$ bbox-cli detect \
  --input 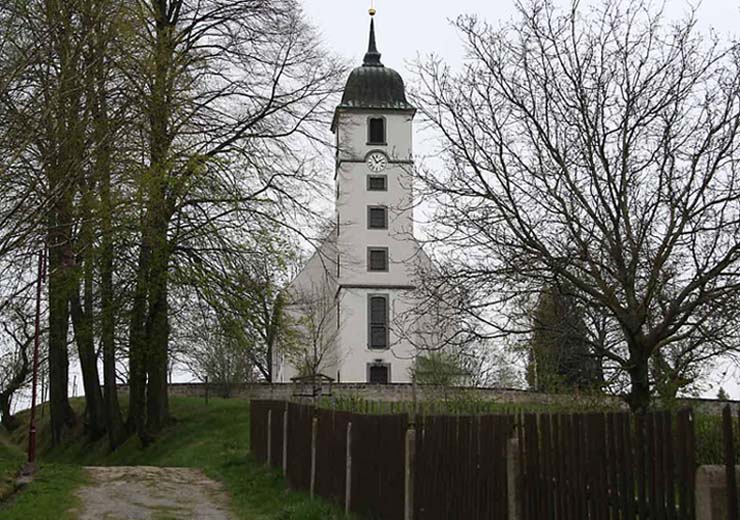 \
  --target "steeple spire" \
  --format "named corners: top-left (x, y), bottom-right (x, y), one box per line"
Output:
top-left (363, 7), bottom-right (383, 67)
